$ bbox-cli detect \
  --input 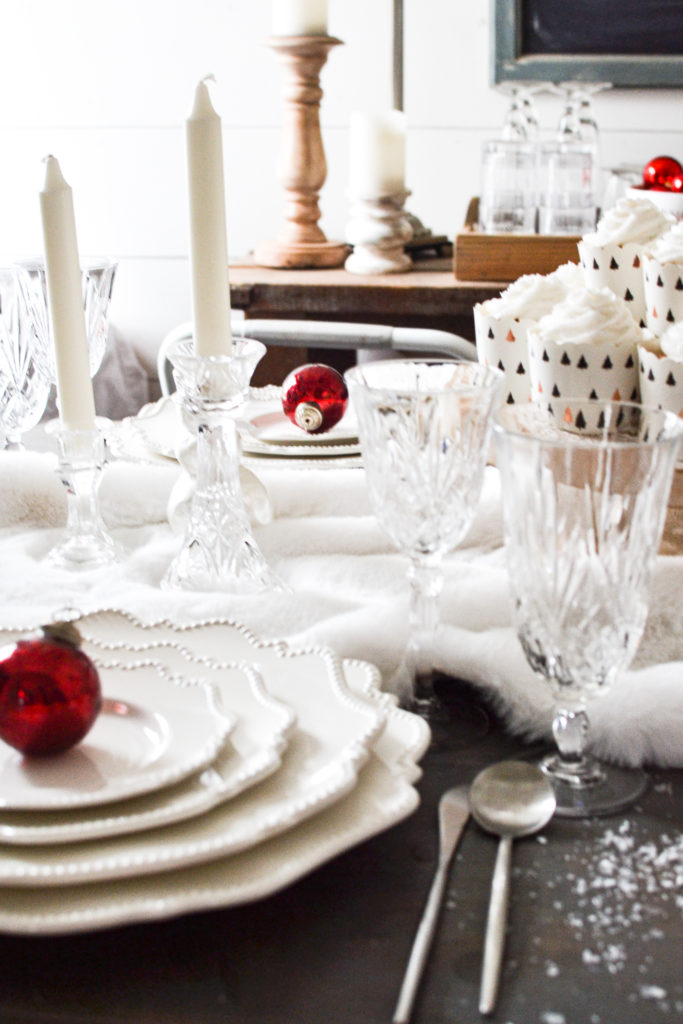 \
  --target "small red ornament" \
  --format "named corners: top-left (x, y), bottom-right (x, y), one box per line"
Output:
top-left (0, 622), bottom-right (102, 757)
top-left (281, 363), bottom-right (349, 434)
top-left (670, 175), bottom-right (683, 194)
top-left (642, 155), bottom-right (683, 190)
